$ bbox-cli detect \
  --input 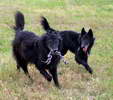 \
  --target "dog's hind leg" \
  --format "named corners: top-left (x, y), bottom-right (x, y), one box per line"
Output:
top-left (13, 49), bottom-right (21, 71)
top-left (16, 57), bottom-right (33, 81)
top-left (20, 62), bottom-right (33, 81)
top-left (49, 67), bottom-right (60, 88)
top-left (17, 65), bottom-right (20, 72)
top-left (15, 58), bottom-right (22, 72)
